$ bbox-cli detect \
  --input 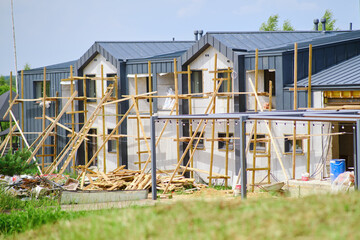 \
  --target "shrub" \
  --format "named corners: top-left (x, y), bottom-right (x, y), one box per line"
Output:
top-left (0, 149), bottom-right (38, 176)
